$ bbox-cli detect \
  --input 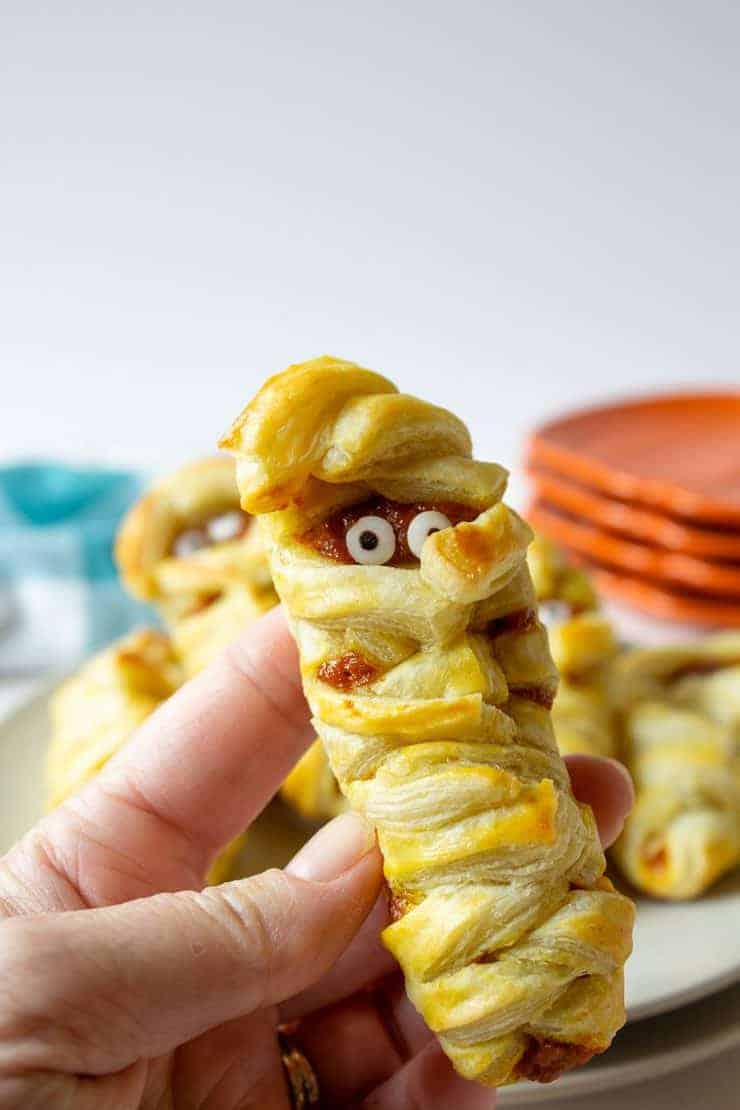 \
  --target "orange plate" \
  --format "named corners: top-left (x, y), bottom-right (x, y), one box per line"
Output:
top-left (528, 501), bottom-right (740, 599)
top-left (589, 565), bottom-right (740, 630)
top-left (528, 465), bottom-right (740, 560)
top-left (527, 391), bottom-right (740, 526)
